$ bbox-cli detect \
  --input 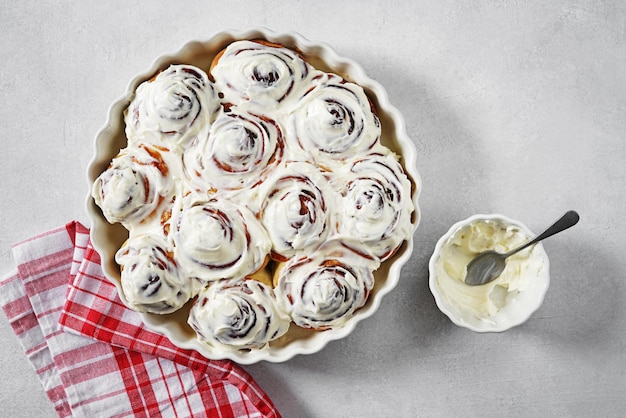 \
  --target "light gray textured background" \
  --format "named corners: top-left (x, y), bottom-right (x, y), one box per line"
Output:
top-left (1, 1), bottom-right (625, 417)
